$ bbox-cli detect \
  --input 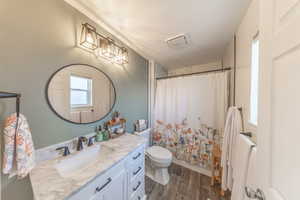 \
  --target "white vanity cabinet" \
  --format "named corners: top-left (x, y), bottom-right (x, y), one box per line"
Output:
top-left (94, 169), bottom-right (127, 200)
top-left (68, 144), bottom-right (145, 200)
top-left (126, 145), bottom-right (145, 200)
